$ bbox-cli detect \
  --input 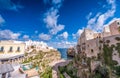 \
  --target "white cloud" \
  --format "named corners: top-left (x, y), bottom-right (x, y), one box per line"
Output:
top-left (57, 31), bottom-right (68, 40)
top-left (0, 15), bottom-right (5, 26)
top-left (39, 33), bottom-right (51, 41)
top-left (87, 13), bottom-right (100, 31)
top-left (62, 32), bottom-right (68, 39)
top-left (48, 41), bottom-right (76, 48)
top-left (72, 28), bottom-right (84, 39)
top-left (23, 35), bottom-right (29, 40)
top-left (44, 8), bottom-right (58, 28)
top-left (50, 24), bottom-right (64, 35)
top-left (86, 0), bottom-right (116, 32)
top-left (86, 12), bottom-right (92, 20)
top-left (107, 0), bottom-right (115, 4)
top-left (43, 0), bottom-right (64, 35)
top-left (0, 29), bottom-right (21, 40)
